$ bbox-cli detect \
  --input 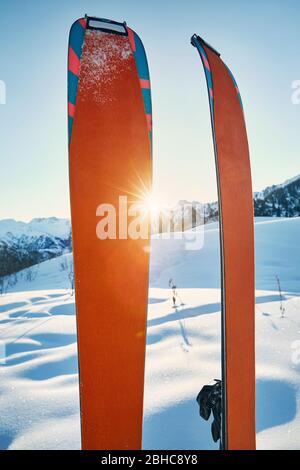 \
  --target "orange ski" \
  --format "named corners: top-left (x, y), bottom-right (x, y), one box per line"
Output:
top-left (192, 35), bottom-right (256, 450)
top-left (68, 17), bottom-right (152, 449)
